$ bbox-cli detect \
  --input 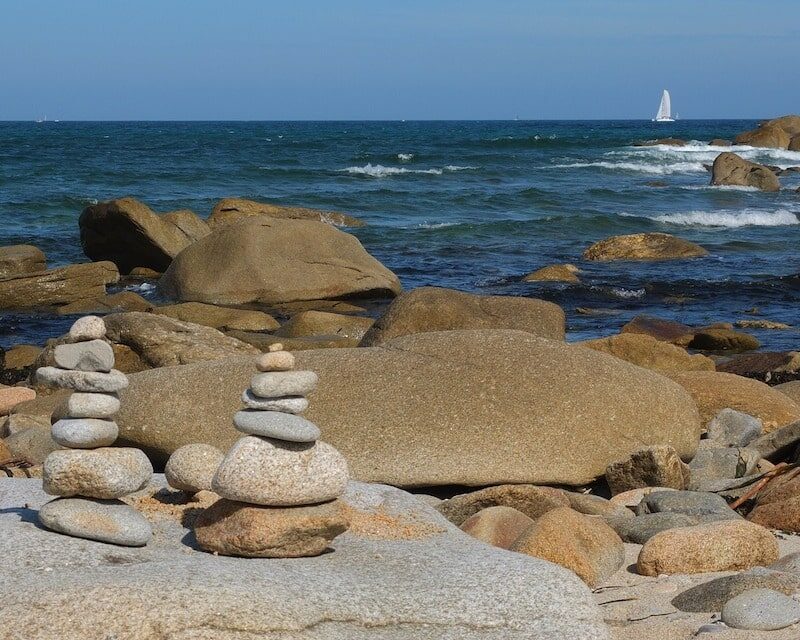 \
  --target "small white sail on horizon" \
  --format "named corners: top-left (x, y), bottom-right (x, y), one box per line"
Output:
top-left (653, 90), bottom-right (675, 122)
